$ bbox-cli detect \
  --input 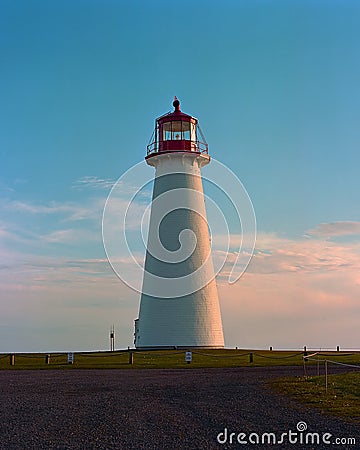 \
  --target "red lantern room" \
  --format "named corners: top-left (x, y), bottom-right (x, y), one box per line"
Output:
top-left (146, 97), bottom-right (208, 159)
